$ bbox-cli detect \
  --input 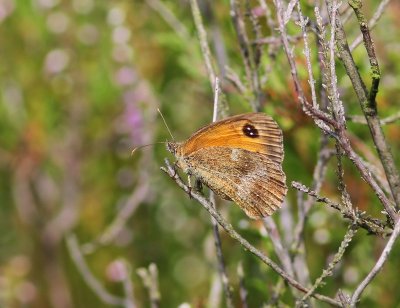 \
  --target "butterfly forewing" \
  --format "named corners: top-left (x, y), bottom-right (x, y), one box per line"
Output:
top-left (181, 113), bottom-right (284, 165)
